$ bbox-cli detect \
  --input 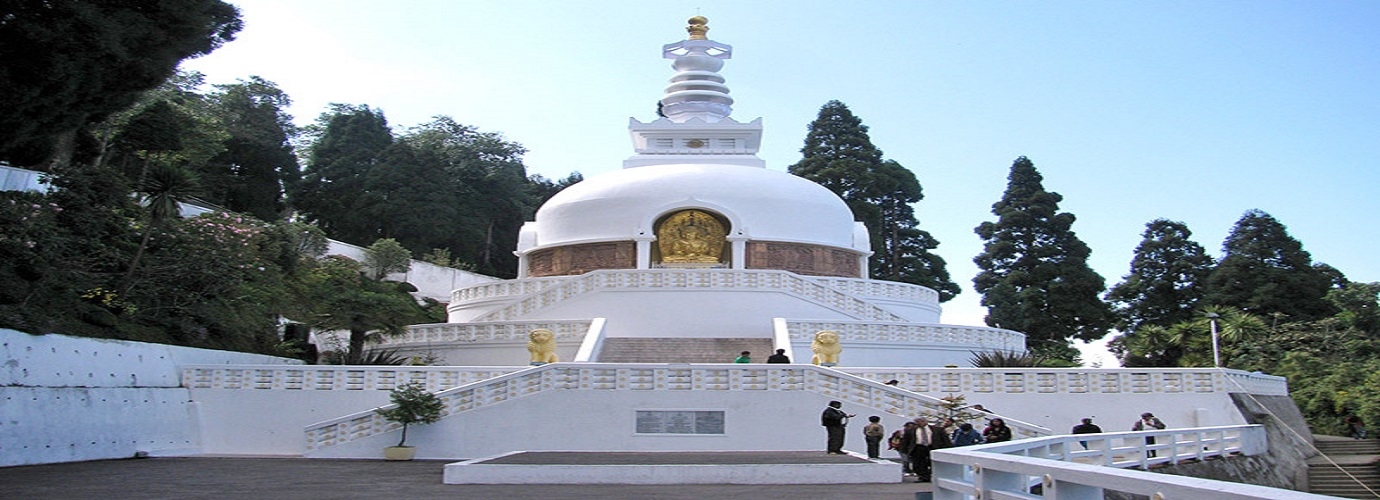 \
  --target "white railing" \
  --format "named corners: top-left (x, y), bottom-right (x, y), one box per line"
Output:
top-left (785, 321), bottom-right (1026, 352)
top-left (180, 365), bottom-right (524, 393)
top-left (842, 367), bottom-right (1288, 396)
top-left (450, 276), bottom-right (565, 303)
top-left (386, 320), bottom-right (593, 346)
top-left (930, 425), bottom-right (1332, 499)
top-left (806, 276), bottom-right (941, 304)
top-left (301, 363), bottom-right (1051, 452)
top-left (181, 364), bottom-right (1287, 400)
top-left (468, 269), bottom-right (908, 322)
